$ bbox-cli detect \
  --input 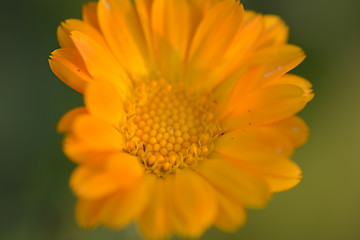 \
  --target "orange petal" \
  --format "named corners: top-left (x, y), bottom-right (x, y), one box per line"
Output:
top-left (97, 0), bottom-right (149, 76)
top-left (224, 12), bottom-right (263, 59)
top-left (214, 127), bottom-right (303, 192)
top-left (57, 19), bottom-right (103, 49)
top-left (214, 192), bottom-right (246, 232)
top-left (99, 179), bottom-right (148, 228)
top-left (214, 127), bottom-right (294, 159)
top-left (70, 152), bottom-right (143, 199)
top-left (151, 0), bottom-right (195, 80)
top-left (247, 44), bottom-right (306, 84)
top-left (185, 1), bottom-right (244, 90)
top-left (233, 11), bottom-right (264, 56)
top-left (256, 14), bottom-right (289, 49)
top-left (215, 66), bottom-right (262, 118)
top-left (57, 107), bottom-right (87, 133)
top-left (251, 157), bottom-right (302, 192)
top-left (82, 2), bottom-right (101, 32)
top-left (270, 115), bottom-right (309, 147)
top-left (221, 83), bottom-right (313, 131)
top-left (63, 135), bottom-right (115, 164)
top-left (76, 198), bottom-right (105, 228)
top-left (215, 45), bottom-right (309, 119)
top-left (84, 81), bottom-right (126, 126)
top-left (70, 165), bottom-right (121, 199)
top-left (191, 0), bottom-right (222, 16)
top-left (198, 159), bottom-right (271, 208)
top-left (207, 13), bottom-right (263, 90)
top-left (187, 1), bottom-right (244, 68)
top-left (49, 48), bottom-right (93, 93)
top-left (267, 73), bottom-right (313, 93)
top-left (70, 30), bottom-right (132, 99)
top-left (137, 175), bottom-right (174, 240)
top-left (105, 152), bottom-right (144, 189)
top-left (223, 156), bottom-right (302, 192)
top-left (171, 169), bottom-right (217, 238)
top-left (134, 0), bottom-right (154, 64)
top-left (72, 115), bottom-right (125, 150)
